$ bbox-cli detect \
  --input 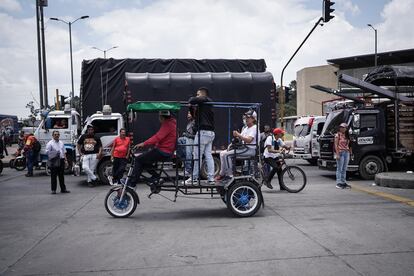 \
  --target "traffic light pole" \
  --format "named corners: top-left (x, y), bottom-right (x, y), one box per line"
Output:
top-left (279, 16), bottom-right (323, 127)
